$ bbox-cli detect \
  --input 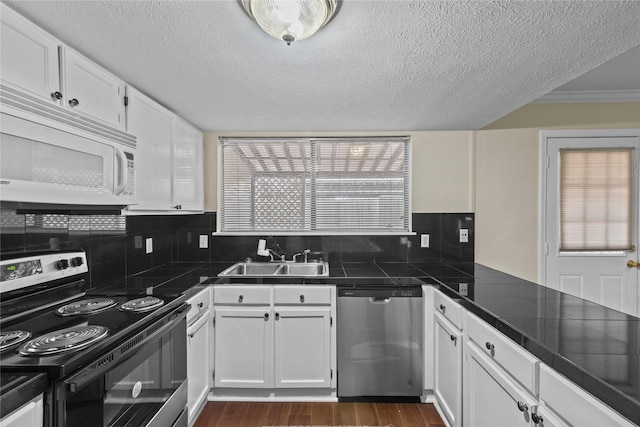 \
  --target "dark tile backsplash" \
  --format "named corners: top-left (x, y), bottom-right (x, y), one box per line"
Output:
top-left (0, 209), bottom-right (474, 288)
